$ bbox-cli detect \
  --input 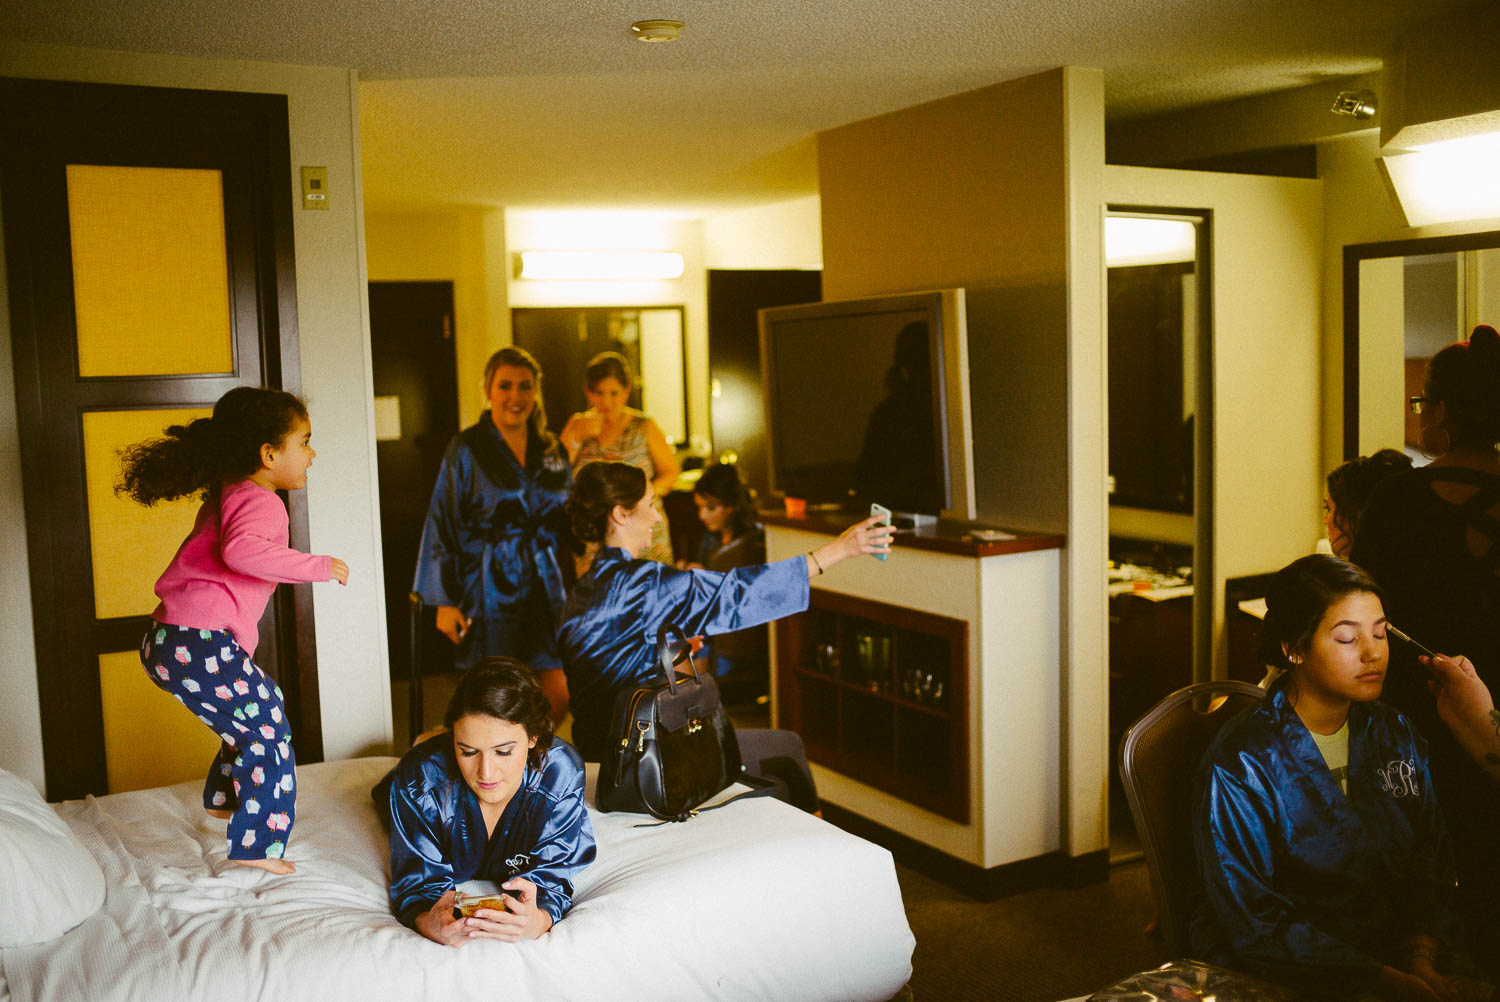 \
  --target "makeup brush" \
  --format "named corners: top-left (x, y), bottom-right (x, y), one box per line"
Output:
top-left (1387, 623), bottom-right (1436, 660)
